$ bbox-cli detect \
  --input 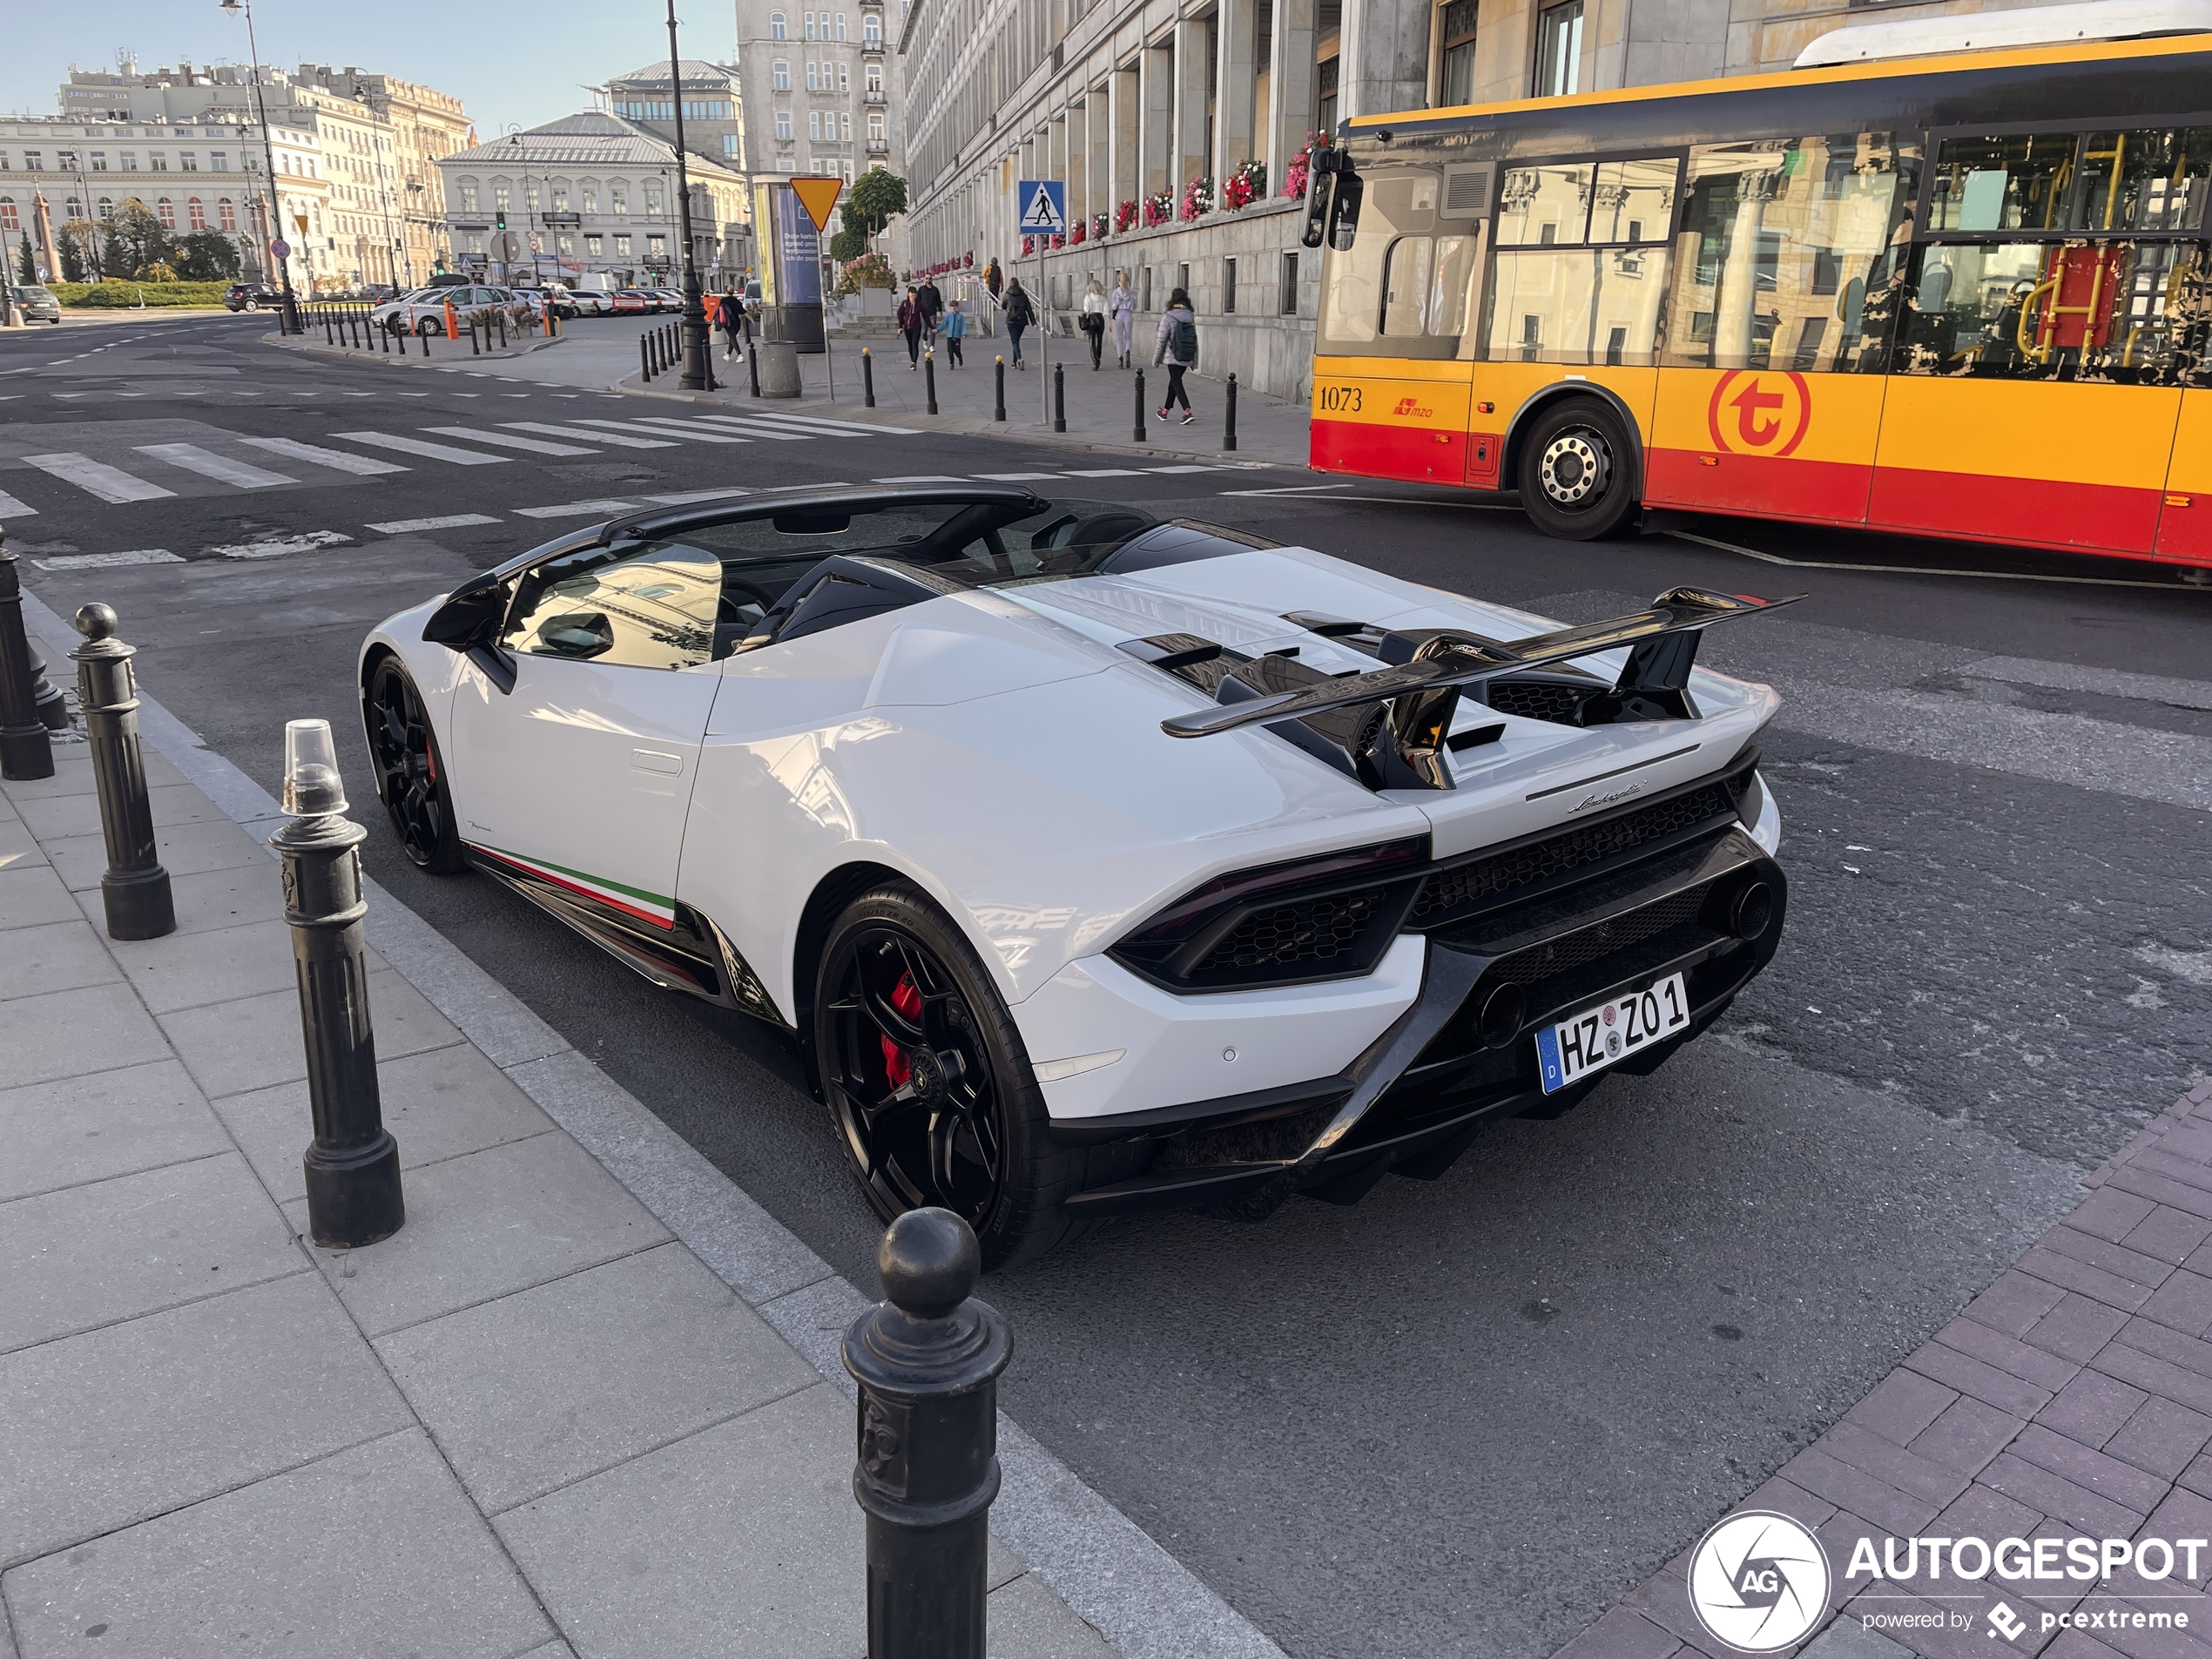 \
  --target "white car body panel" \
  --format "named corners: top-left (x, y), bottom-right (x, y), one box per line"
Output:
top-left (361, 529), bottom-right (1785, 1131)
